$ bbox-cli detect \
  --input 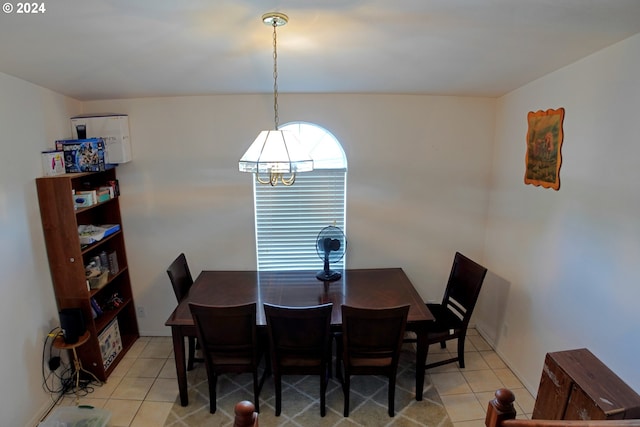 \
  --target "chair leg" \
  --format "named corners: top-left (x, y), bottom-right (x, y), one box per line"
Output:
top-left (457, 335), bottom-right (466, 369)
top-left (335, 336), bottom-right (343, 383)
top-left (252, 370), bottom-right (260, 413)
top-left (274, 373), bottom-right (282, 416)
top-left (209, 373), bottom-right (218, 414)
top-left (328, 338), bottom-right (333, 378)
top-left (343, 374), bottom-right (350, 417)
top-left (320, 369), bottom-right (327, 417)
top-left (439, 340), bottom-right (446, 349)
top-left (187, 336), bottom-right (196, 371)
top-left (388, 374), bottom-right (396, 417)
